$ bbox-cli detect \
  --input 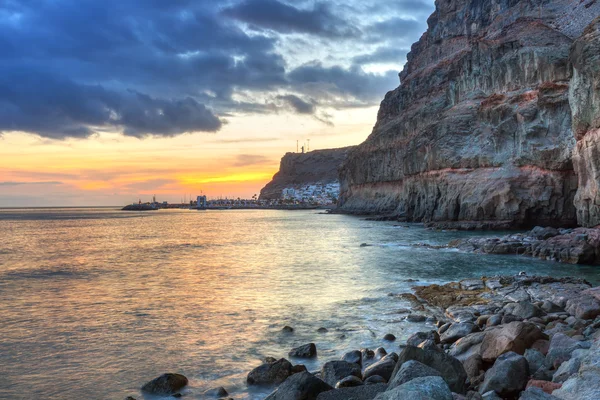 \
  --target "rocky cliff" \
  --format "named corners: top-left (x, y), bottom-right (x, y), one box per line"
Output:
top-left (259, 147), bottom-right (354, 200)
top-left (339, 0), bottom-right (600, 229)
